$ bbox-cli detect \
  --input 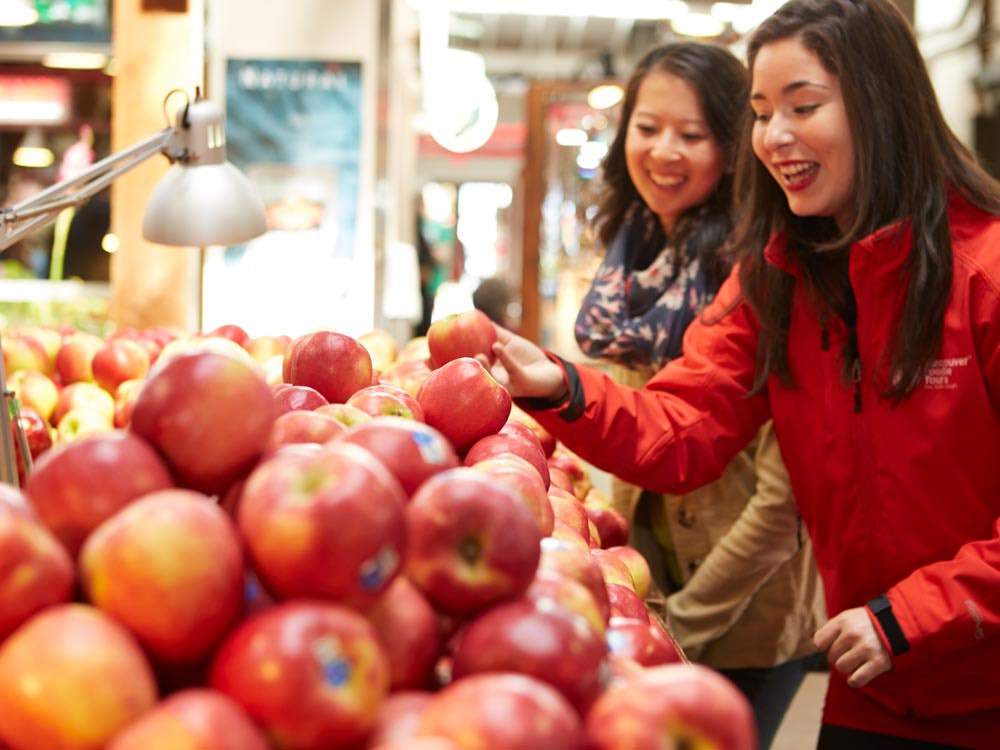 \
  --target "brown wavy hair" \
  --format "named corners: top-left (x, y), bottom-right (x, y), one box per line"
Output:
top-left (594, 42), bottom-right (747, 288)
top-left (733, 0), bottom-right (1000, 399)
